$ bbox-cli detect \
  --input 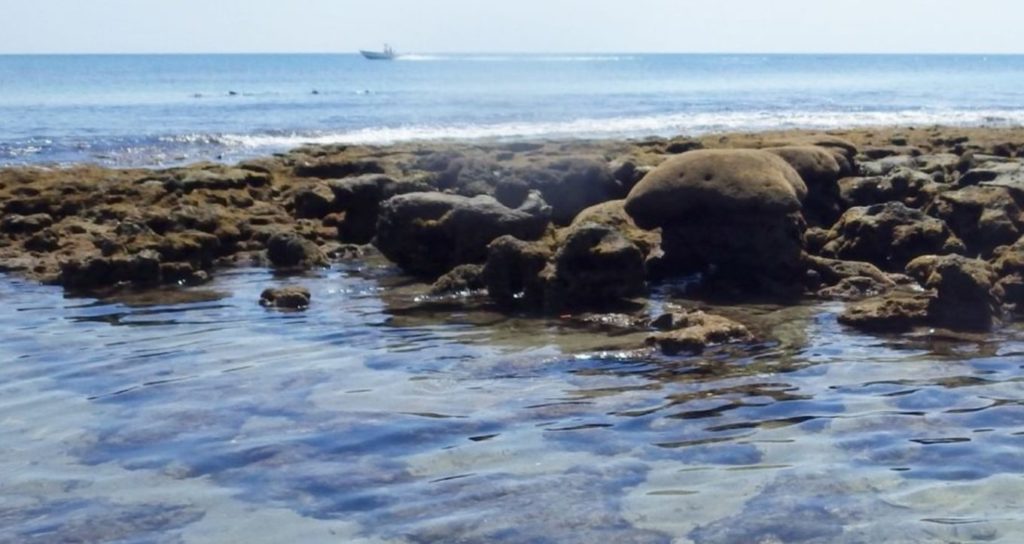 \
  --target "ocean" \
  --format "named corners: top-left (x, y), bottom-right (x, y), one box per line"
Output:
top-left (5, 53), bottom-right (1024, 543)
top-left (3, 53), bottom-right (1024, 166)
